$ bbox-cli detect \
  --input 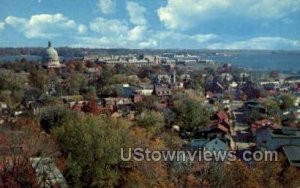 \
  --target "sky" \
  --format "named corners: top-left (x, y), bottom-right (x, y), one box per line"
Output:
top-left (0, 0), bottom-right (300, 49)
